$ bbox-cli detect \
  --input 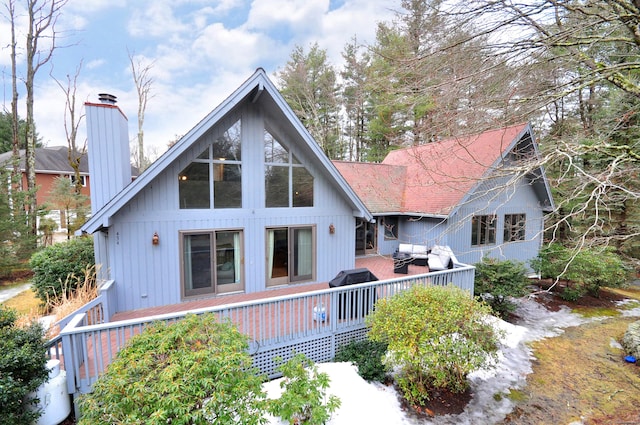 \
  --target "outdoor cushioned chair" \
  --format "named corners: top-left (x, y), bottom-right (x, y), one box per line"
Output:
top-left (397, 243), bottom-right (429, 266)
top-left (427, 245), bottom-right (458, 271)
